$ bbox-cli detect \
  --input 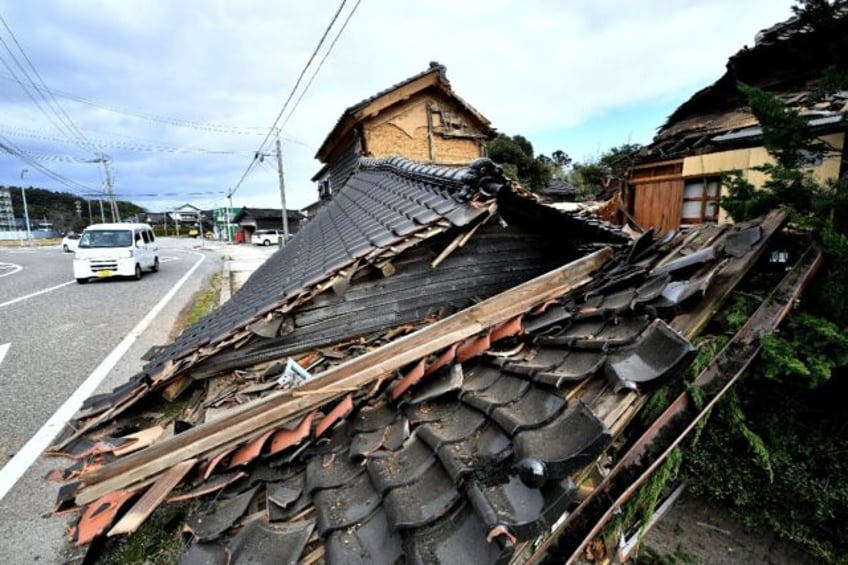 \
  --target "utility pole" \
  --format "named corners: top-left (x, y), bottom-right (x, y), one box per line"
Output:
top-left (227, 191), bottom-right (234, 244)
top-left (19, 169), bottom-right (32, 246)
top-left (98, 199), bottom-right (105, 223)
top-left (275, 135), bottom-right (289, 244)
